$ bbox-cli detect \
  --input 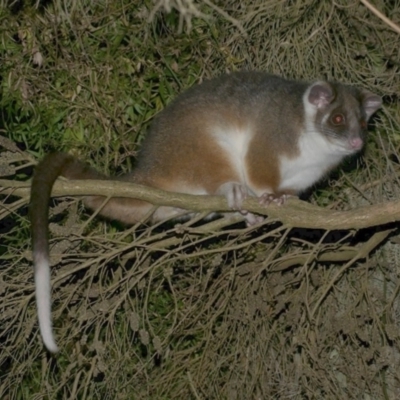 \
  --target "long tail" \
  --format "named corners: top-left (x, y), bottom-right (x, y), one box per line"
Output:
top-left (30, 152), bottom-right (106, 352)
